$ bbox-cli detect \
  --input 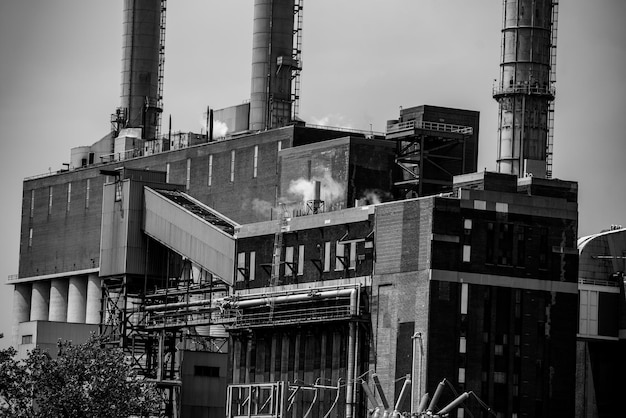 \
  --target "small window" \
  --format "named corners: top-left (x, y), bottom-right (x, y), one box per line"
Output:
top-left (494, 372), bottom-right (507, 384)
top-left (285, 246), bottom-right (294, 277)
top-left (186, 158), bottom-right (191, 191)
top-left (22, 335), bottom-right (33, 345)
top-left (28, 228), bottom-right (33, 248)
top-left (297, 245), bottom-right (304, 276)
top-left (349, 242), bottom-right (357, 269)
top-left (194, 365), bottom-right (219, 377)
top-left (458, 367), bottom-right (466, 384)
top-left (277, 140), bottom-right (282, 152)
top-left (460, 283), bottom-right (469, 315)
top-left (230, 150), bottom-right (236, 182)
top-left (30, 190), bottom-right (35, 218)
top-left (323, 242), bottom-right (331, 272)
top-left (66, 182), bottom-right (72, 211)
top-left (237, 252), bottom-right (246, 282)
top-left (85, 179), bottom-right (91, 209)
top-left (253, 145), bottom-right (258, 178)
top-left (335, 242), bottom-right (345, 271)
top-left (208, 155), bottom-right (213, 186)
top-left (249, 251), bottom-right (256, 281)
top-left (459, 336), bottom-right (466, 354)
top-left (48, 186), bottom-right (53, 215)
top-left (462, 245), bottom-right (471, 262)
top-left (464, 219), bottom-right (472, 230)
top-left (166, 163), bottom-right (170, 183)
